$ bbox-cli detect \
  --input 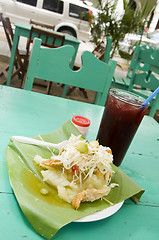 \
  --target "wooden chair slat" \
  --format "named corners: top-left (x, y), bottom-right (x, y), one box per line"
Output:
top-left (24, 26), bottom-right (65, 93)
top-left (0, 13), bottom-right (27, 85)
top-left (30, 19), bottom-right (55, 31)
